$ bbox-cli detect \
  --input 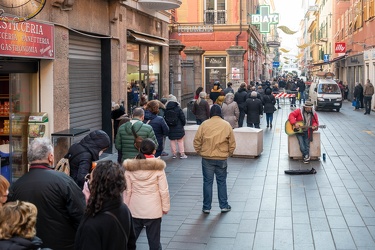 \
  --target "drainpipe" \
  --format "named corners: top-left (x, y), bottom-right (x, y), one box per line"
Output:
top-left (236, 0), bottom-right (242, 46)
